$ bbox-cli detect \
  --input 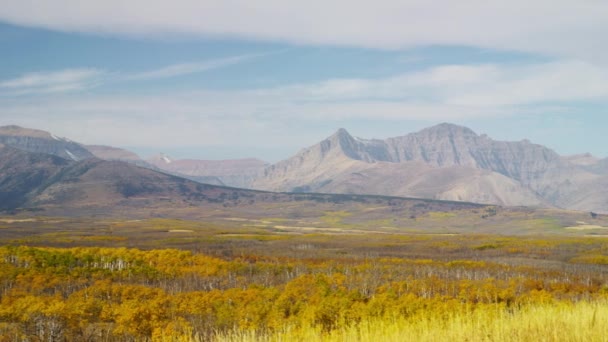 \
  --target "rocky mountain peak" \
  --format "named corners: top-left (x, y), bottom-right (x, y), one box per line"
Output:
top-left (327, 128), bottom-right (354, 146)
top-left (385, 124), bottom-right (480, 167)
top-left (418, 123), bottom-right (478, 139)
top-left (322, 128), bottom-right (391, 162)
top-left (333, 127), bottom-right (351, 137)
top-left (255, 123), bottom-right (580, 207)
